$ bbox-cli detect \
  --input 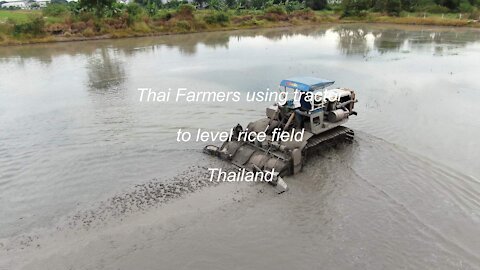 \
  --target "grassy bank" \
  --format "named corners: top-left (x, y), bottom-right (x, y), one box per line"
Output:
top-left (0, 6), bottom-right (479, 46)
top-left (338, 11), bottom-right (478, 27)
